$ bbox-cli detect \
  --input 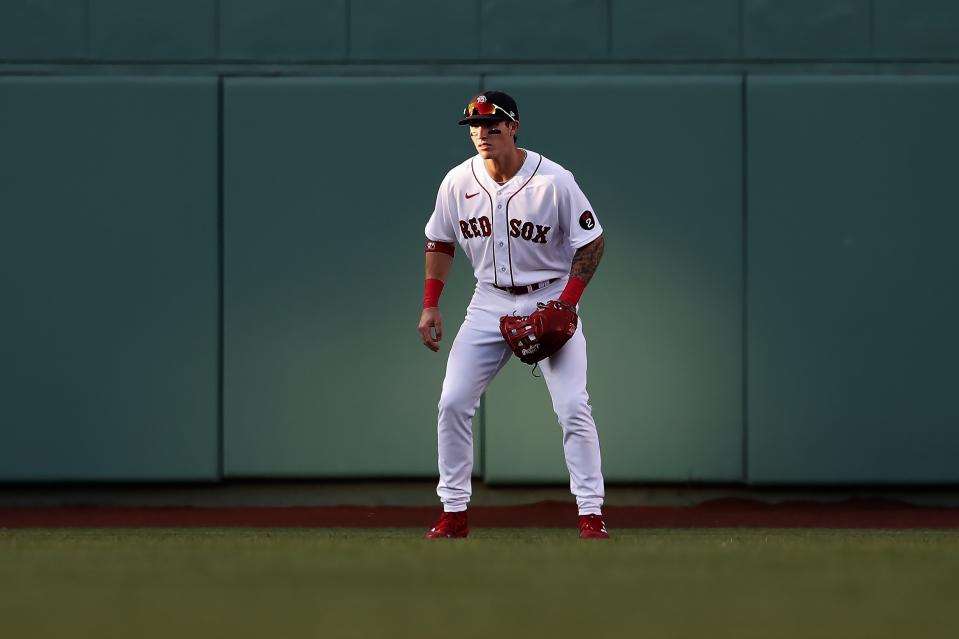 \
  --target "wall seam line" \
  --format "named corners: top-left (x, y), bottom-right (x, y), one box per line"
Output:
top-left (740, 72), bottom-right (749, 484)
top-left (606, 0), bottom-right (613, 58)
top-left (214, 0), bottom-right (221, 59)
top-left (345, 0), bottom-right (352, 61)
top-left (3, 60), bottom-right (959, 71)
top-left (217, 76), bottom-right (225, 480)
top-left (83, 0), bottom-right (91, 60)
top-left (476, 0), bottom-right (482, 59)
top-left (737, 0), bottom-right (744, 58)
